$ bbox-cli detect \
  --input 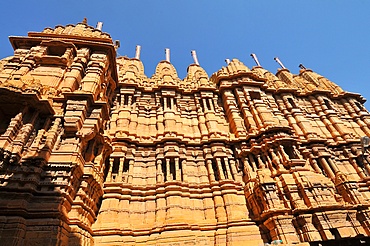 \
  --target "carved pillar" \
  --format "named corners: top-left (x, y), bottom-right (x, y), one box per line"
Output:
top-left (318, 157), bottom-right (335, 179)
top-left (269, 149), bottom-right (284, 170)
top-left (222, 90), bottom-right (246, 137)
top-left (59, 48), bottom-right (89, 92)
top-left (223, 157), bottom-right (232, 180)
top-left (279, 146), bottom-right (290, 164)
top-left (80, 52), bottom-right (108, 99)
top-left (126, 160), bottom-right (134, 183)
top-left (156, 159), bottom-right (164, 183)
top-left (181, 159), bottom-right (187, 182)
top-left (216, 158), bottom-right (226, 180)
top-left (242, 157), bottom-right (253, 181)
top-left (208, 98), bottom-right (215, 111)
top-left (107, 158), bottom-right (114, 182)
top-left (11, 110), bottom-right (39, 160)
top-left (308, 154), bottom-right (323, 174)
top-left (248, 154), bottom-right (258, 170)
top-left (229, 159), bottom-right (241, 182)
top-left (175, 157), bottom-right (181, 181)
top-left (206, 159), bottom-right (216, 182)
top-left (327, 158), bottom-right (340, 174)
top-left (117, 157), bottom-right (124, 182)
top-left (201, 98), bottom-right (207, 111)
top-left (166, 158), bottom-right (171, 181)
